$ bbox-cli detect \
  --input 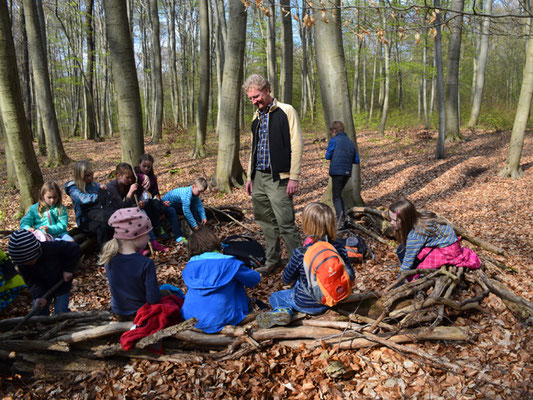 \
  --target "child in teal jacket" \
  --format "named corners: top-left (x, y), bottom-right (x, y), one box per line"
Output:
top-left (20, 182), bottom-right (73, 241)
